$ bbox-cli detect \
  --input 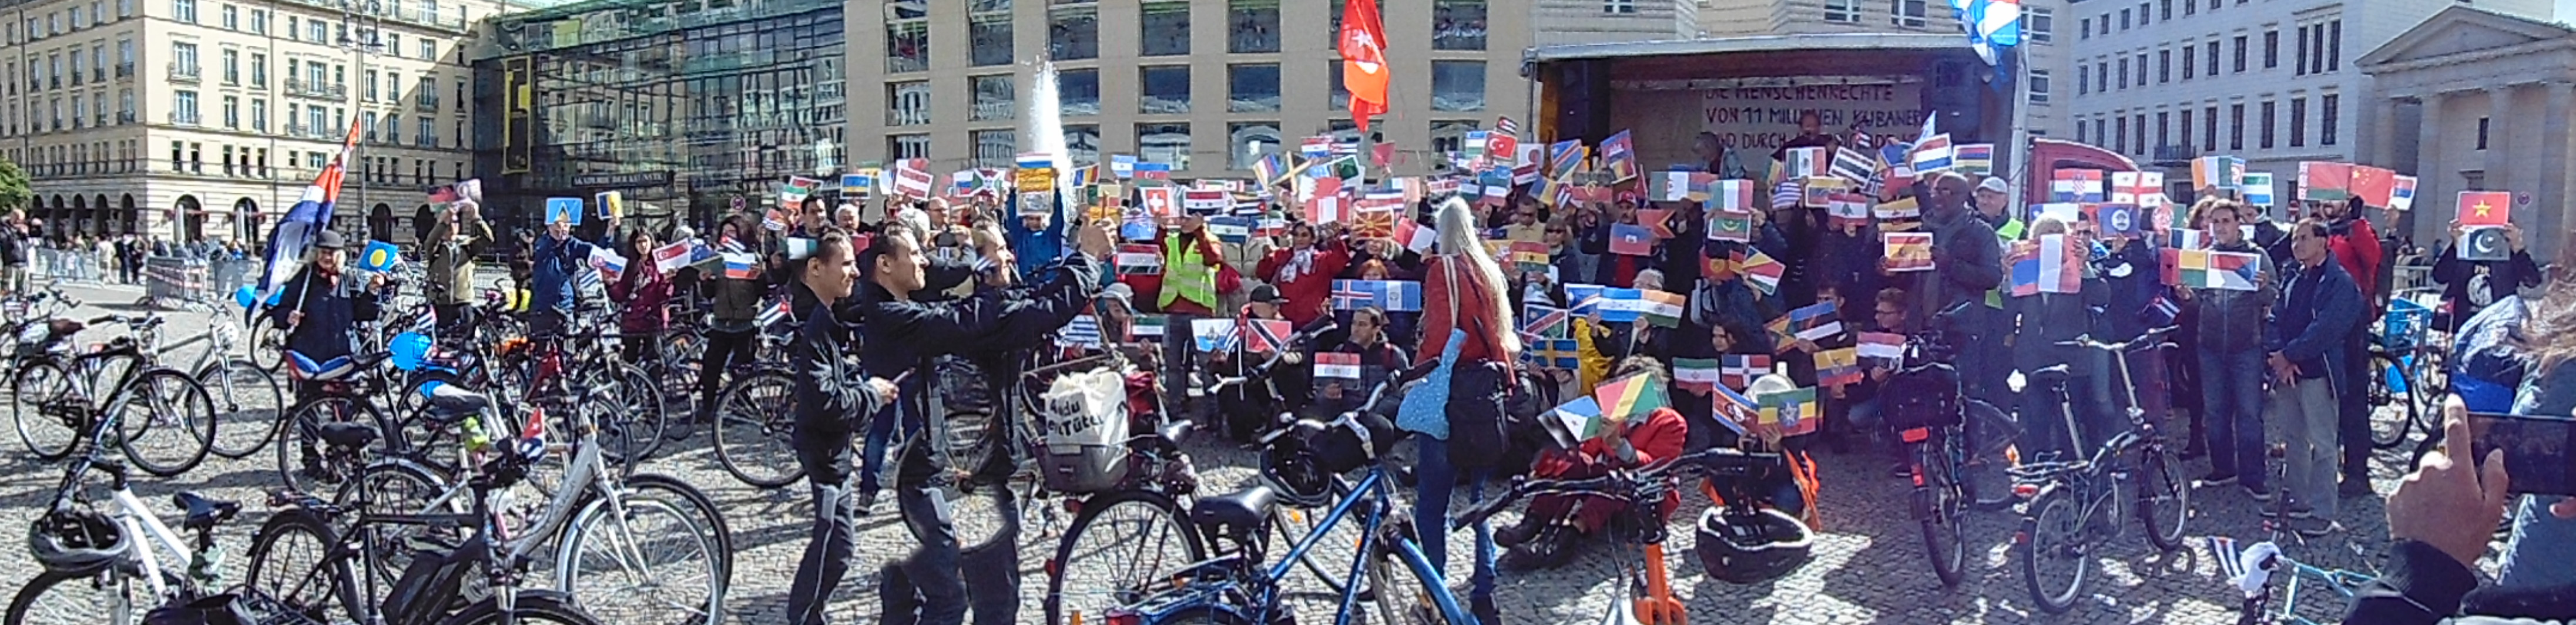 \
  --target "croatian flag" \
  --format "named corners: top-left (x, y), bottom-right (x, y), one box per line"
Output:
top-left (1911, 133), bottom-right (1955, 174)
top-left (253, 116), bottom-right (361, 322)
top-left (2389, 175), bottom-right (2419, 211)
